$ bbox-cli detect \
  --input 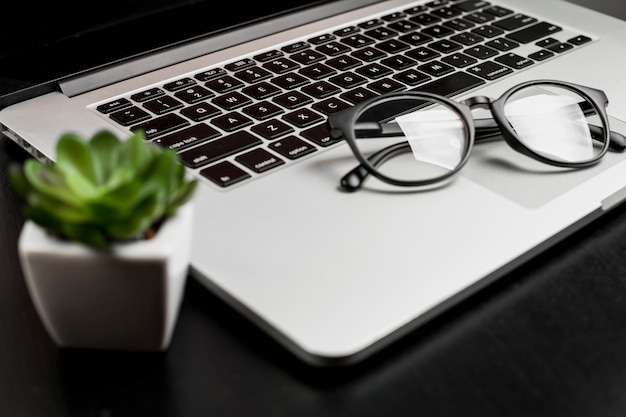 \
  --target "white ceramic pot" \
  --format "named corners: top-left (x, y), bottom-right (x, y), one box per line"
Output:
top-left (18, 202), bottom-right (194, 352)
